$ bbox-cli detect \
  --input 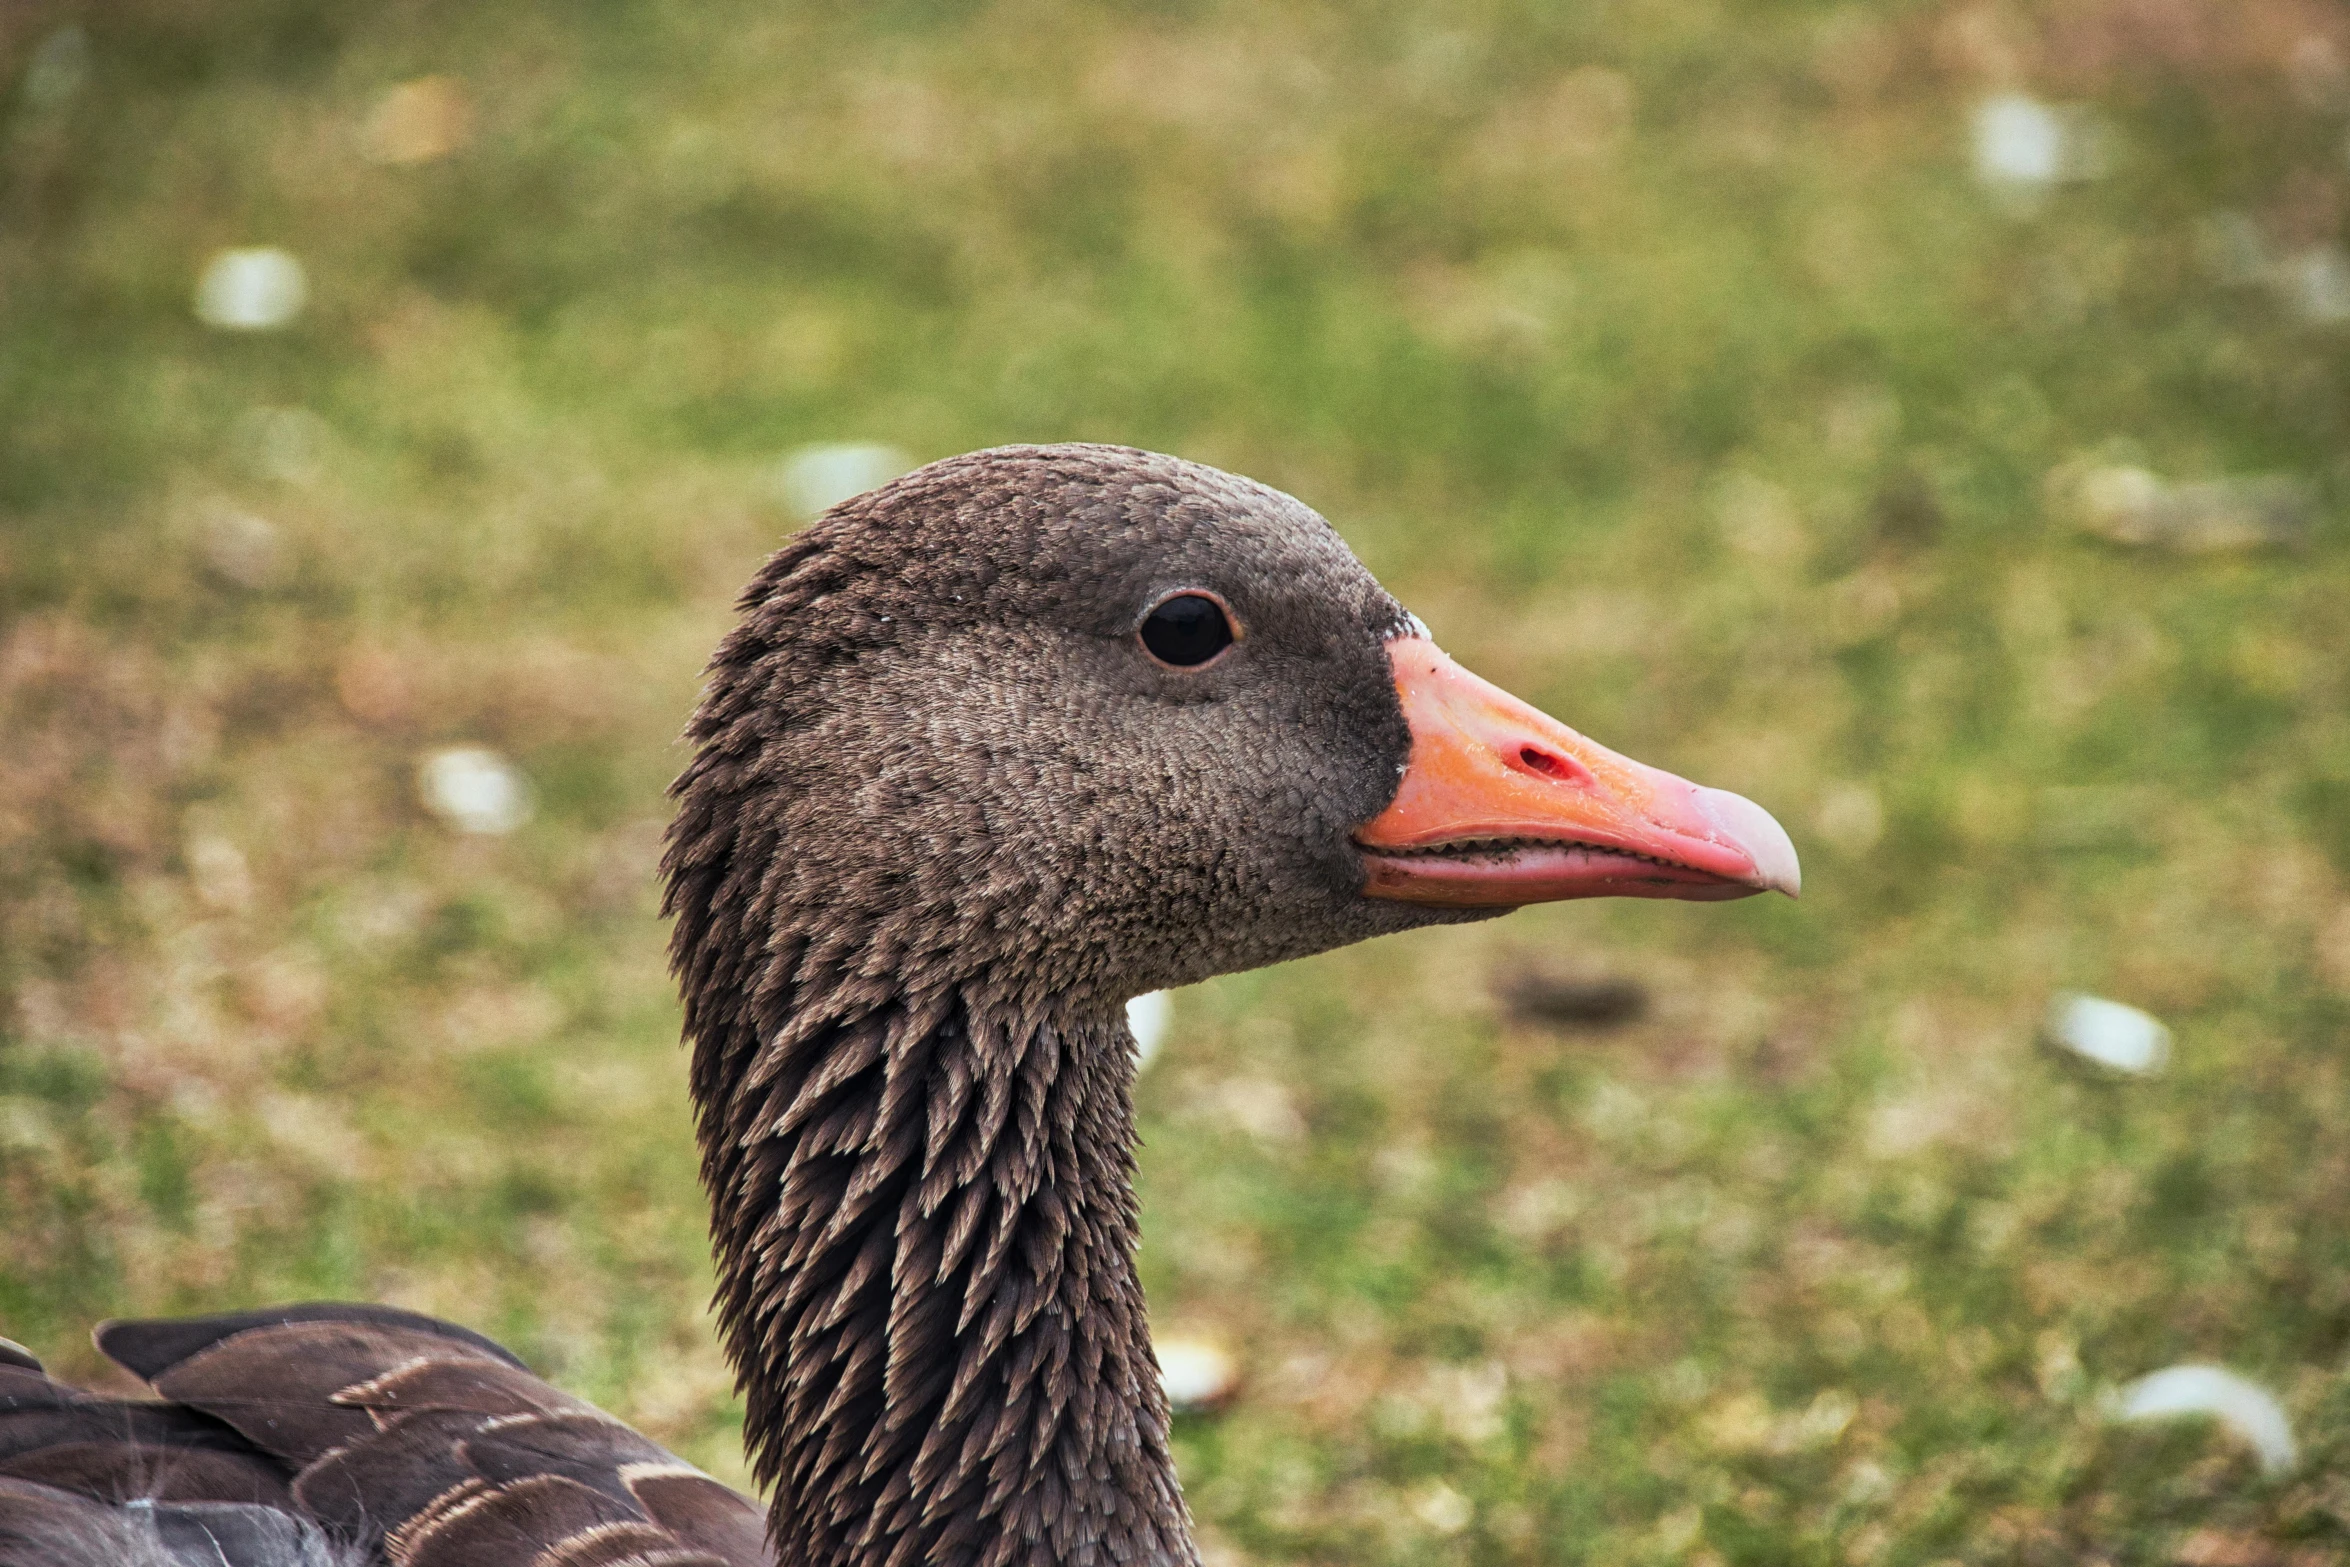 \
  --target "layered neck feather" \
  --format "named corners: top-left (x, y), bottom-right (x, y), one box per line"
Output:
top-left (689, 971), bottom-right (1196, 1567)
